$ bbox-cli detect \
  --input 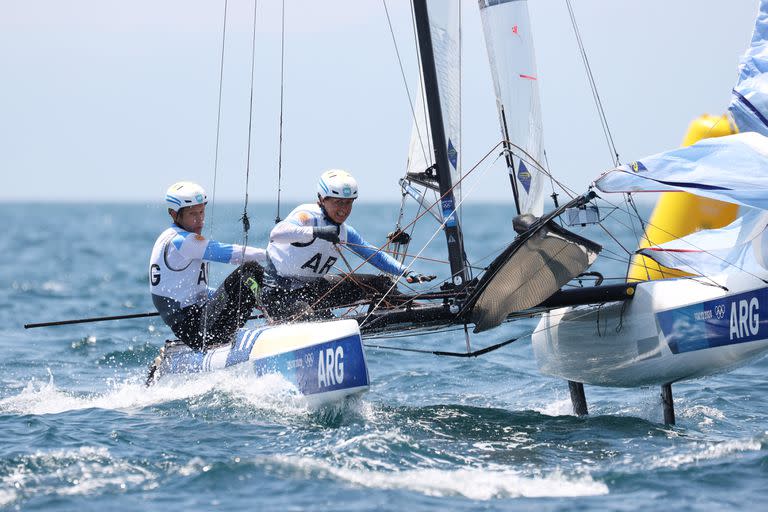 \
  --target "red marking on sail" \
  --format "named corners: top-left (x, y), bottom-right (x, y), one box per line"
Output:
top-left (512, 25), bottom-right (519, 35)
top-left (519, 74), bottom-right (537, 81)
